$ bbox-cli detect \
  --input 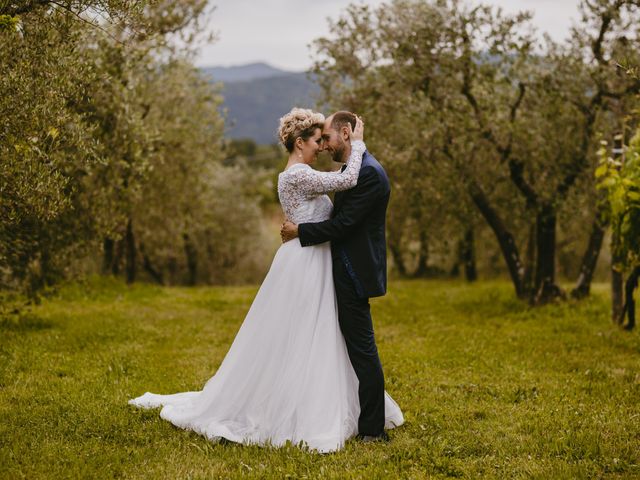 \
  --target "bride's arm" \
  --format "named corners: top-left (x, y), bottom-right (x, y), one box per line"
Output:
top-left (288, 117), bottom-right (365, 195)
top-left (296, 166), bottom-right (383, 245)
